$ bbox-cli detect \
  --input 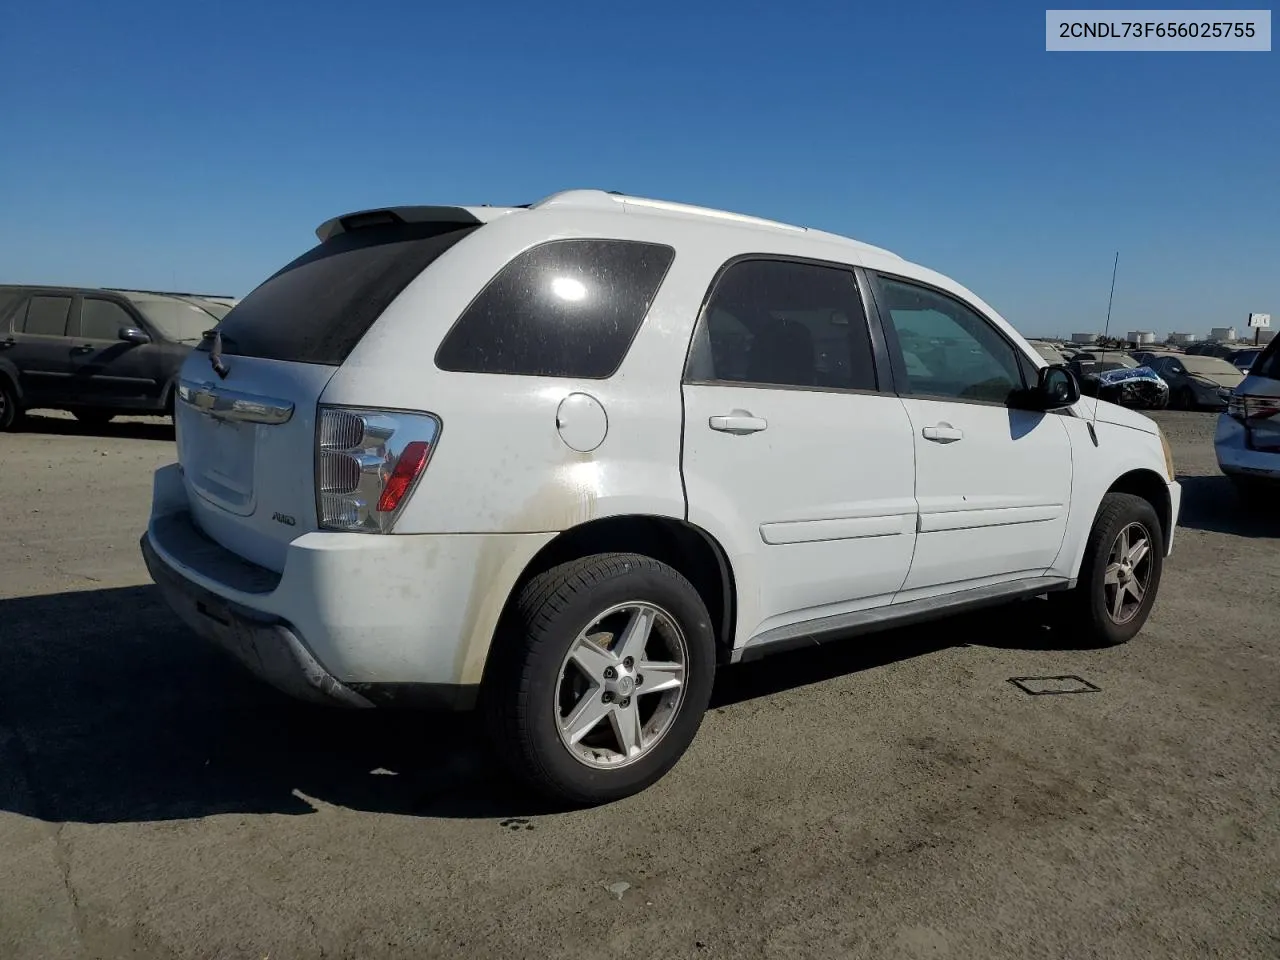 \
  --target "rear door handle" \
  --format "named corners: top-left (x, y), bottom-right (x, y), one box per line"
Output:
top-left (922, 424), bottom-right (964, 443)
top-left (709, 411), bottom-right (768, 435)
